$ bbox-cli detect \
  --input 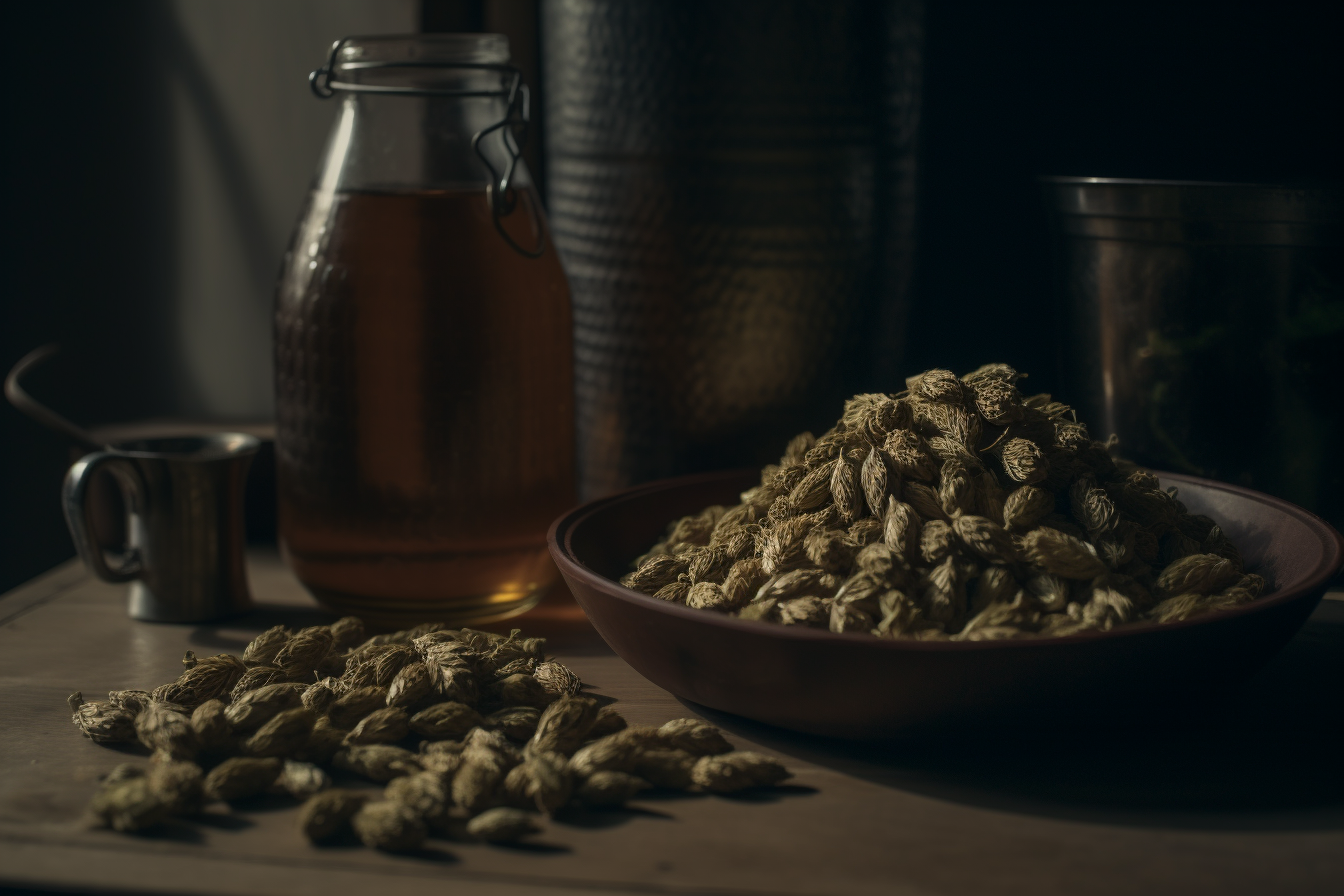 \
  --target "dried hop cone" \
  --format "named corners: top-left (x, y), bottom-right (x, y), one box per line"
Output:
top-left (154, 654), bottom-right (246, 709)
top-left (329, 686), bottom-right (391, 730)
top-left (273, 628), bottom-right (334, 679)
top-left (685, 581), bottom-right (731, 611)
top-left (620, 555), bottom-right (688, 594)
top-left (301, 680), bottom-right (340, 715)
top-left (328, 616), bottom-right (366, 651)
top-left (951, 515), bottom-right (1018, 566)
top-left (333, 745), bottom-right (422, 783)
top-left (860, 447), bottom-right (890, 518)
top-left (86, 777), bottom-right (172, 832)
top-left (1071, 478), bottom-right (1118, 538)
top-left (691, 752), bottom-right (792, 793)
top-left (352, 800), bottom-right (427, 852)
top-left (1156, 553), bottom-right (1242, 596)
top-left (575, 770), bottom-right (650, 807)
top-left (135, 703), bottom-right (198, 761)
top-left (384, 771), bottom-right (452, 821)
top-left (371, 645), bottom-right (417, 688)
top-left (230, 666), bottom-right (291, 702)
top-left (146, 759), bottom-right (205, 816)
top-left (453, 742), bottom-right (517, 814)
top-left (653, 579), bottom-right (692, 603)
top-left (343, 707), bottom-right (410, 746)
top-left (804, 528), bottom-right (857, 574)
top-left (502, 751), bottom-right (573, 814)
top-left (277, 760), bottom-right (330, 800)
top-left (409, 701), bottom-right (483, 741)
top-left (204, 757), bottom-right (283, 801)
top-left (385, 662), bottom-right (436, 710)
top-left (533, 661), bottom-right (582, 696)
top-left (299, 789), bottom-right (368, 843)
top-left (776, 596), bottom-right (828, 627)
top-left (1020, 528), bottom-right (1107, 580)
top-left (1003, 485), bottom-right (1053, 531)
top-left (632, 749), bottom-right (698, 790)
top-left (70, 694), bottom-right (137, 744)
top-left (489, 673), bottom-right (552, 710)
top-left (910, 368), bottom-right (963, 404)
top-left (485, 706), bottom-right (541, 741)
top-left (656, 719), bottom-right (733, 756)
top-left (588, 705), bottom-right (628, 741)
top-left (830, 452), bottom-right (863, 525)
top-left (1000, 437), bottom-right (1049, 484)
top-left (242, 625), bottom-right (291, 667)
top-left (568, 727), bottom-right (661, 778)
top-left (791, 460), bottom-right (838, 512)
top-left (226, 682), bottom-right (305, 732)
top-left (528, 695), bottom-right (599, 757)
top-left (242, 707), bottom-right (314, 758)
top-left (107, 689), bottom-right (152, 714)
top-left (904, 481), bottom-right (946, 523)
top-left (883, 429), bottom-right (937, 482)
top-left (466, 807), bottom-right (540, 843)
top-left (189, 699), bottom-right (232, 753)
top-left (970, 377), bottom-right (1023, 425)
